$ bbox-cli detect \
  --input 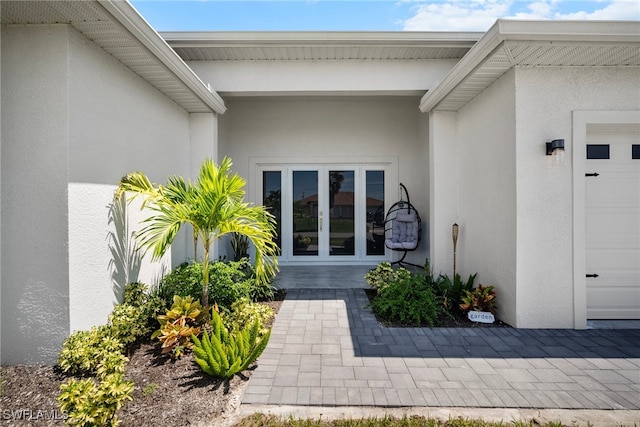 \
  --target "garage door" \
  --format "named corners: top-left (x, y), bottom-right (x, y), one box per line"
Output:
top-left (586, 124), bottom-right (640, 319)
